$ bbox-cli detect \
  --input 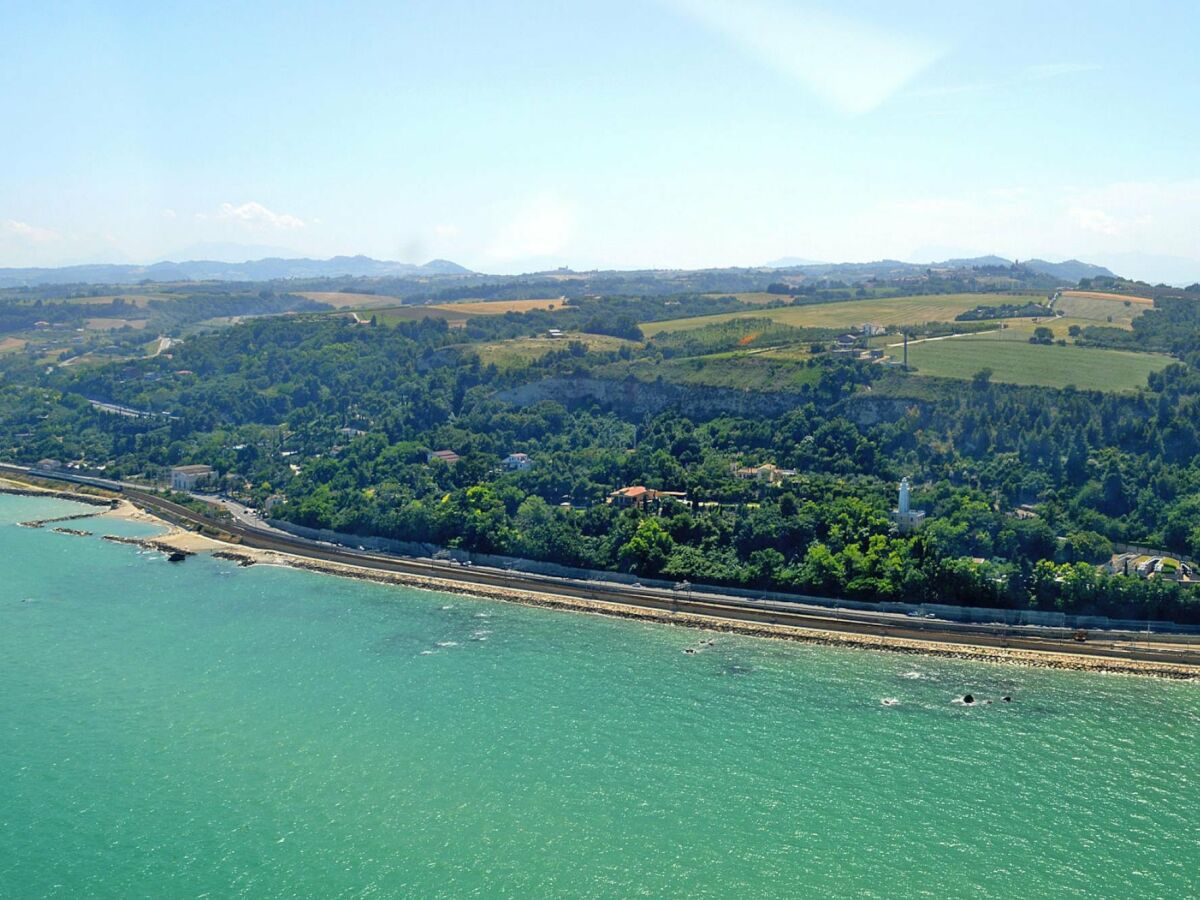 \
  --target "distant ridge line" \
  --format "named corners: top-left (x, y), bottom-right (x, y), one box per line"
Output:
top-left (0, 256), bottom-right (474, 288)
